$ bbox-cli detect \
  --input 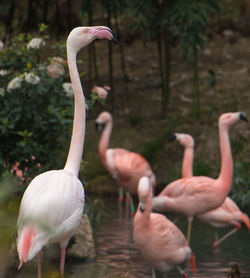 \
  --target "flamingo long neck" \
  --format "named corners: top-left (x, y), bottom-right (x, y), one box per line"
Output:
top-left (217, 125), bottom-right (233, 193)
top-left (64, 50), bottom-right (85, 176)
top-left (141, 189), bottom-right (153, 222)
top-left (182, 146), bottom-right (194, 178)
top-left (99, 118), bottom-right (113, 167)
